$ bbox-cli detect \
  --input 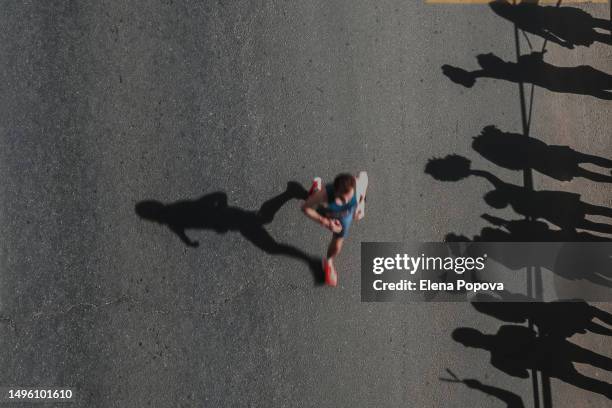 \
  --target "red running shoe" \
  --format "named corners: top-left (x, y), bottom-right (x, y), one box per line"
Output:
top-left (308, 177), bottom-right (322, 196)
top-left (322, 257), bottom-right (338, 287)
